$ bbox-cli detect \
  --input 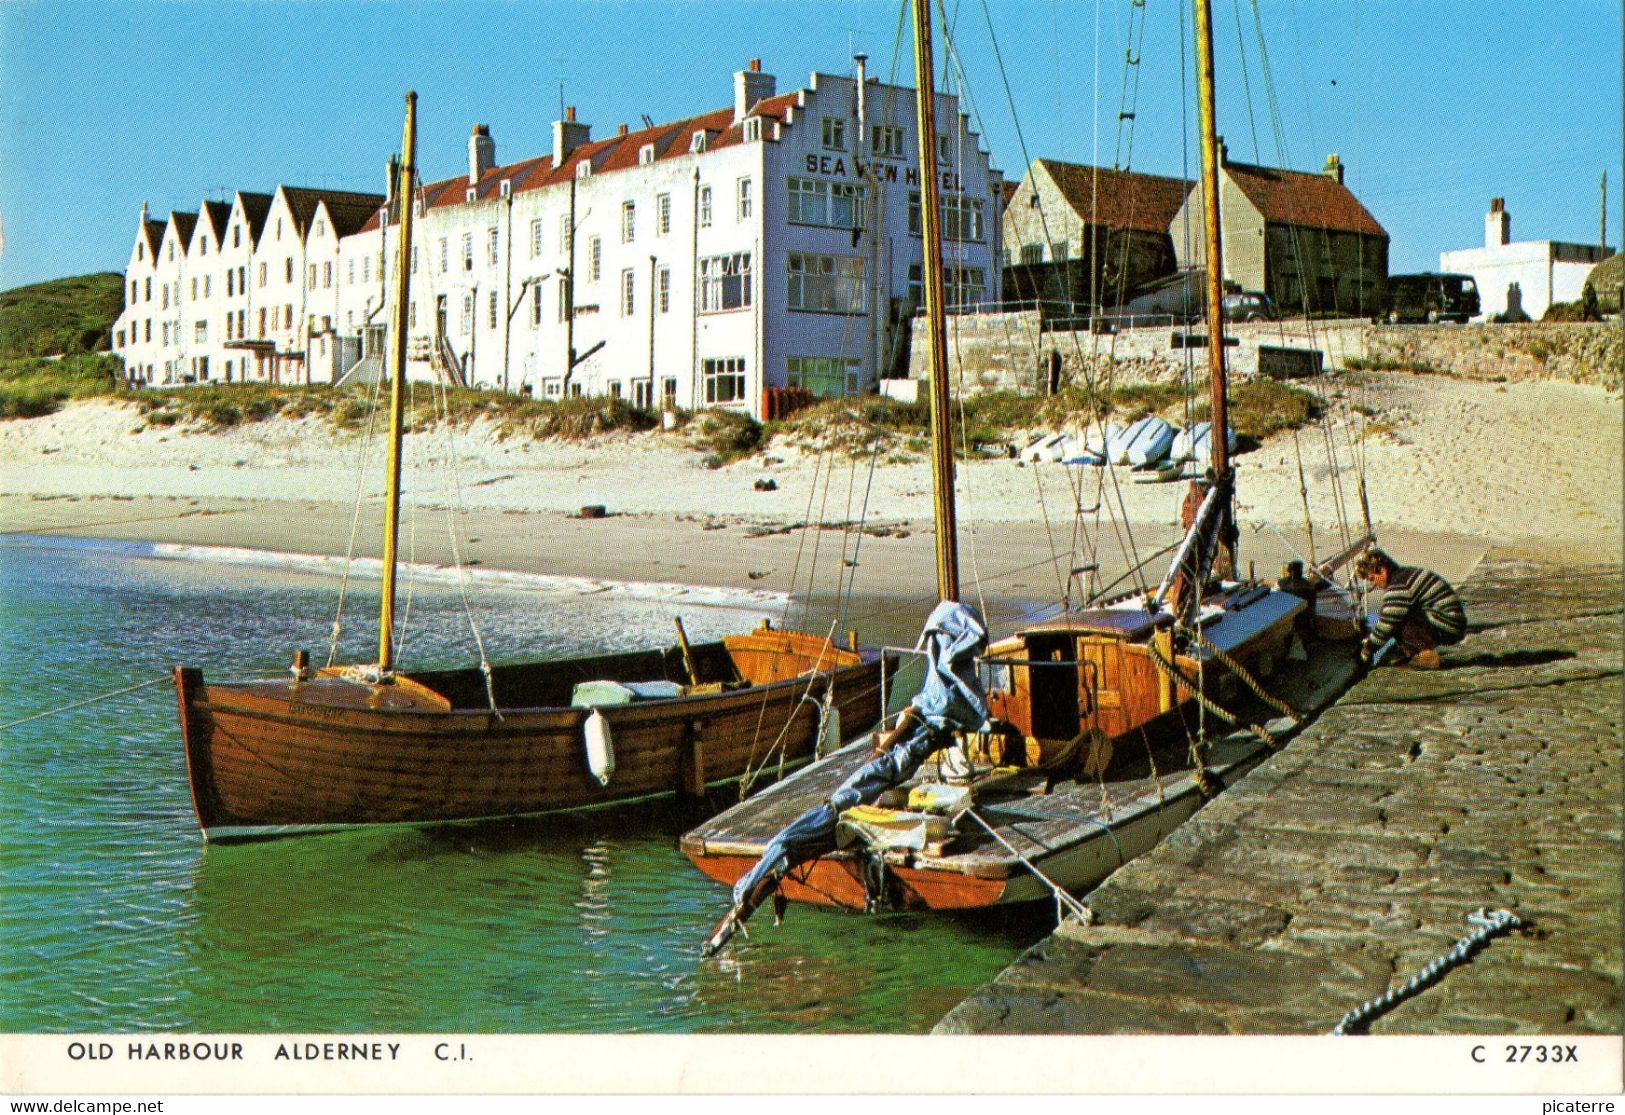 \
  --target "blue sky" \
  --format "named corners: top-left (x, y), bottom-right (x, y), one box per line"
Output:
top-left (0, 1), bottom-right (1618, 290)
